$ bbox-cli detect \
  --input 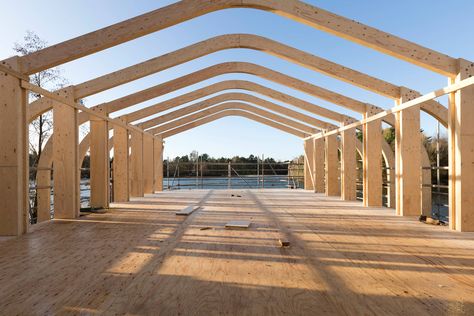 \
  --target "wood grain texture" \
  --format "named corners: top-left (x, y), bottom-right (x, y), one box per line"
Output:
top-left (52, 88), bottom-right (79, 219)
top-left (0, 57), bottom-right (28, 236)
top-left (1, 189), bottom-right (473, 315)
top-left (19, 0), bottom-right (456, 76)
